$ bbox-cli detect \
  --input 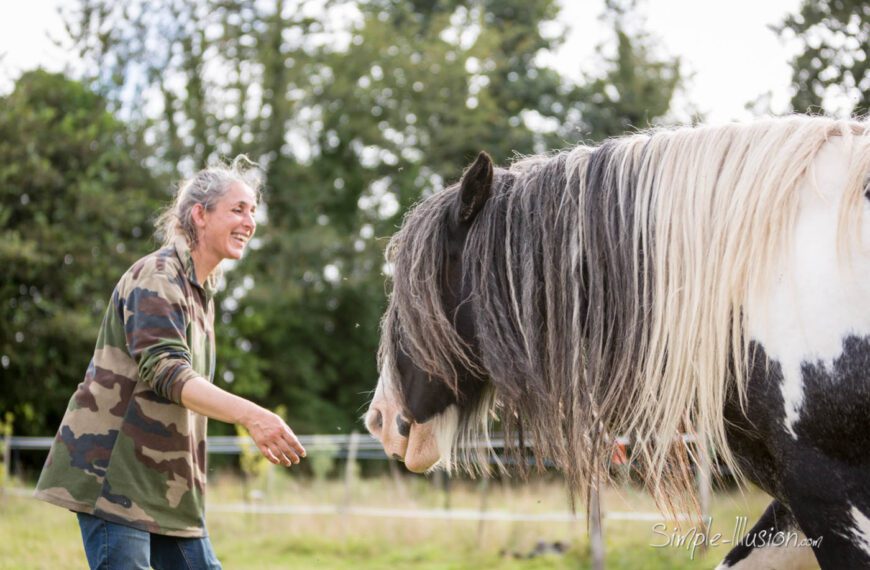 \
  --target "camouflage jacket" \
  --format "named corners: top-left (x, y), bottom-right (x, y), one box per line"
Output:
top-left (35, 237), bottom-right (216, 537)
